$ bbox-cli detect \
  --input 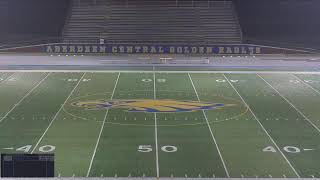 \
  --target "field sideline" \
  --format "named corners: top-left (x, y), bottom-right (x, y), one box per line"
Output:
top-left (0, 71), bottom-right (320, 178)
